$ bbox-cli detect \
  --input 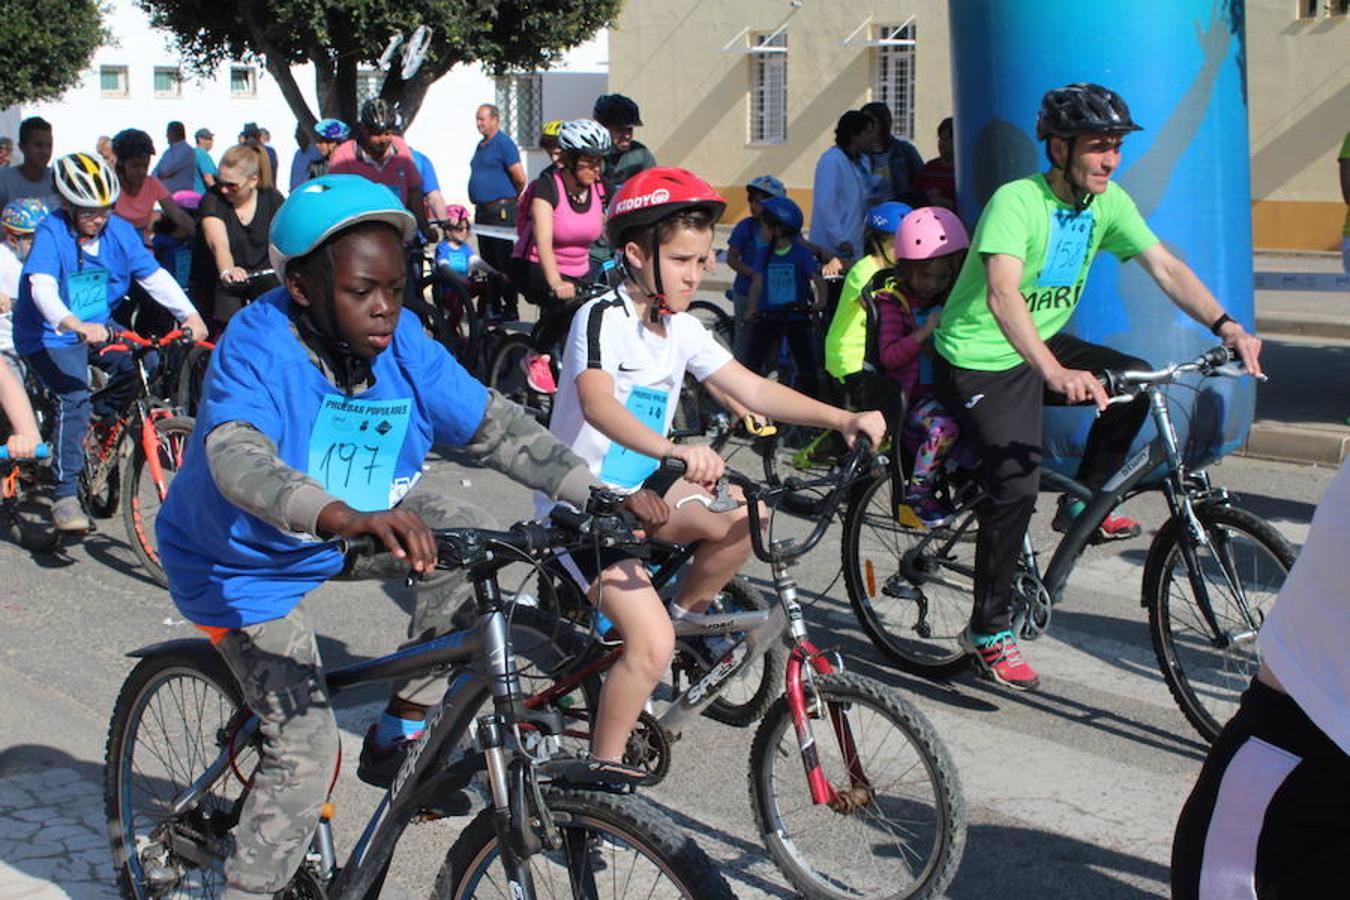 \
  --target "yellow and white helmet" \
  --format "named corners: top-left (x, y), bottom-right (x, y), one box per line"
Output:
top-left (53, 153), bottom-right (120, 208)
